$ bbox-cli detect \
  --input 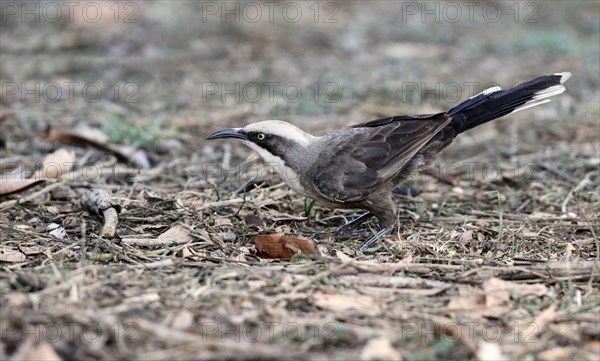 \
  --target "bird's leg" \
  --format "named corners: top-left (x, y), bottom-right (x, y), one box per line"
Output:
top-left (333, 212), bottom-right (373, 237)
top-left (392, 185), bottom-right (419, 197)
top-left (358, 226), bottom-right (394, 253)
